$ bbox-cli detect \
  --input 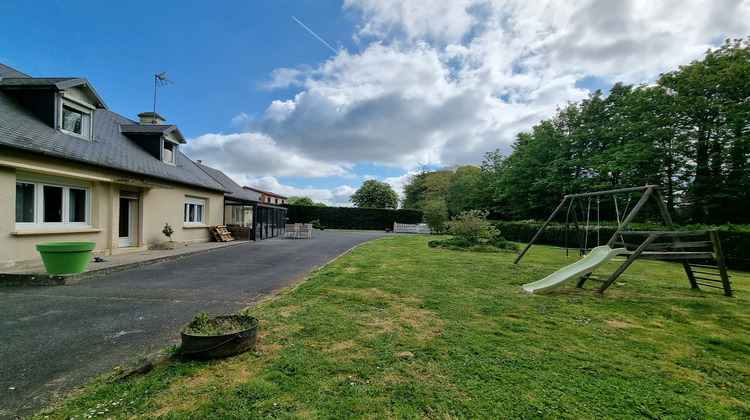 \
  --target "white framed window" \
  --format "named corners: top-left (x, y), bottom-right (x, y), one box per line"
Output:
top-left (60, 99), bottom-right (93, 138)
top-left (15, 180), bottom-right (91, 229)
top-left (184, 197), bottom-right (206, 225)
